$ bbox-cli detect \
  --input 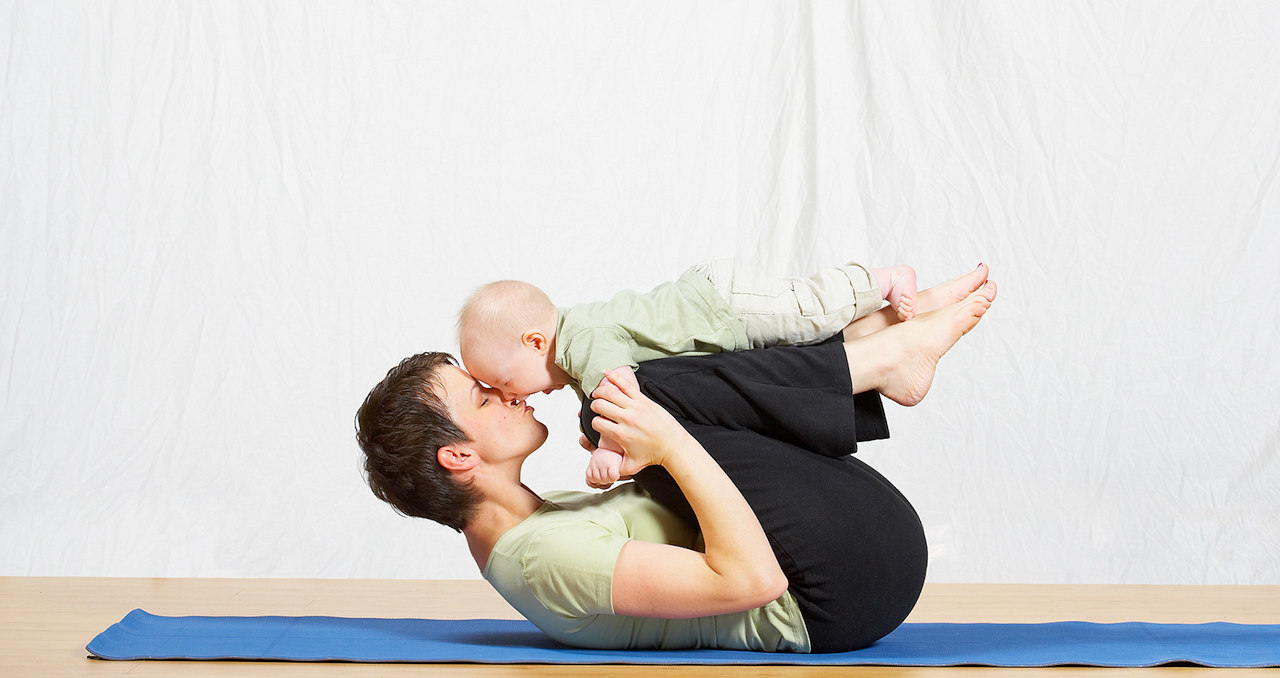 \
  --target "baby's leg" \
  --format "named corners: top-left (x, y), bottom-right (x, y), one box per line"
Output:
top-left (689, 260), bottom-right (885, 348)
top-left (870, 266), bottom-right (917, 321)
